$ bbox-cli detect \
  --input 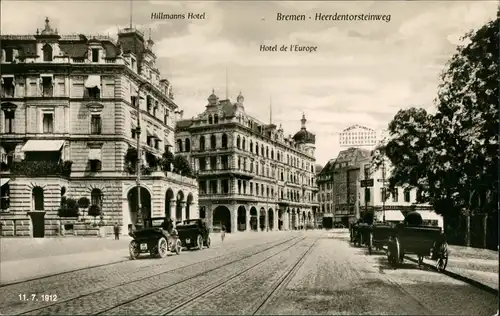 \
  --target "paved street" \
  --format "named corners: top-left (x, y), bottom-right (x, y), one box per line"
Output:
top-left (0, 231), bottom-right (497, 315)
